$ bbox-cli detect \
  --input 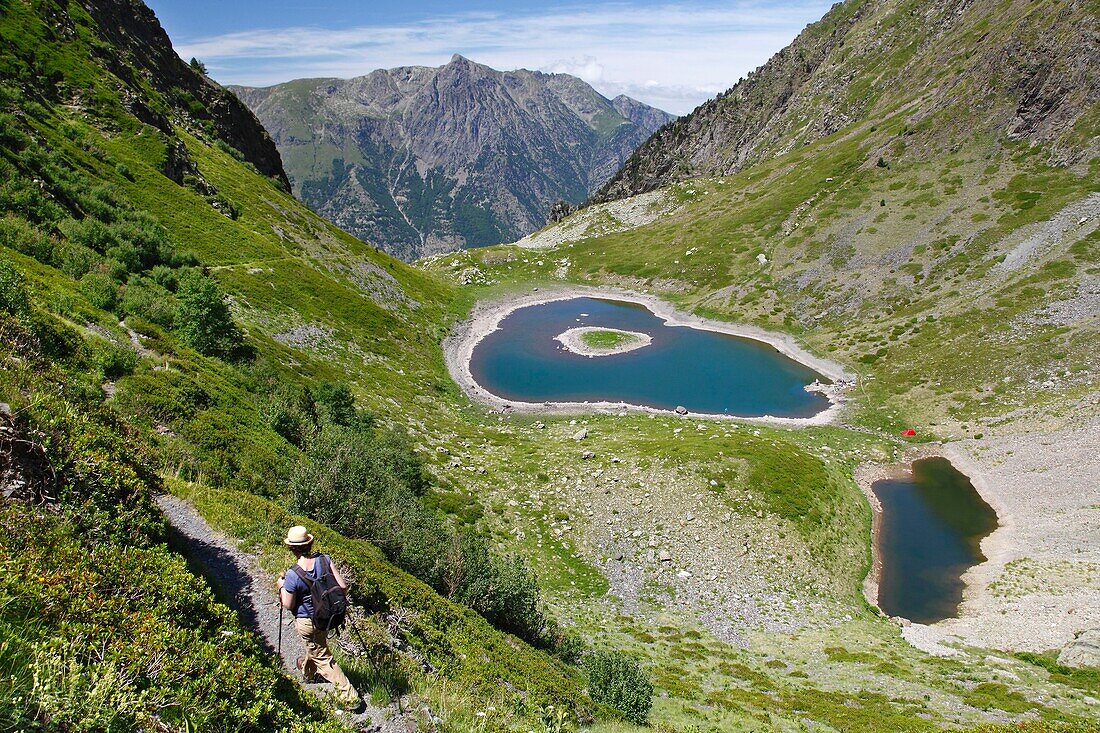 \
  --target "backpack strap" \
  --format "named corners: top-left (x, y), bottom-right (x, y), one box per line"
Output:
top-left (290, 564), bottom-right (313, 587)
